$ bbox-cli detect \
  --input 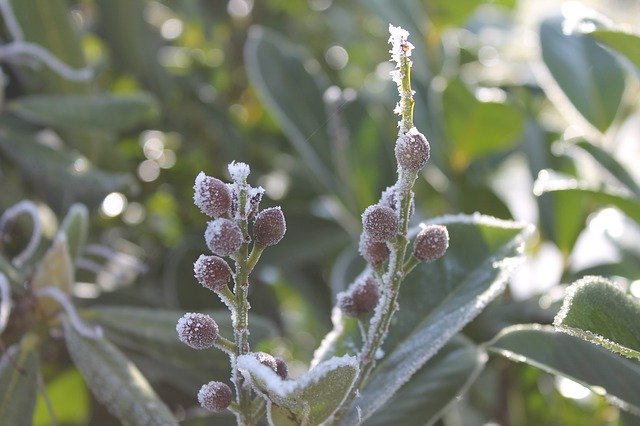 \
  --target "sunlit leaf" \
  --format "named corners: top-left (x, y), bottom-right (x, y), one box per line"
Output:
top-left (590, 29), bottom-right (640, 72)
top-left (33, 369), bottom-right (90, 426)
